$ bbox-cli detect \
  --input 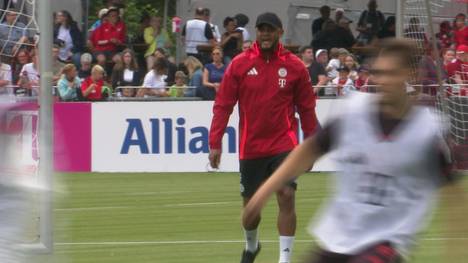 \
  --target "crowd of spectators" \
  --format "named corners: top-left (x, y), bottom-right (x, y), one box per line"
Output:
top-left (0, 0), bottom-right (465, 102)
